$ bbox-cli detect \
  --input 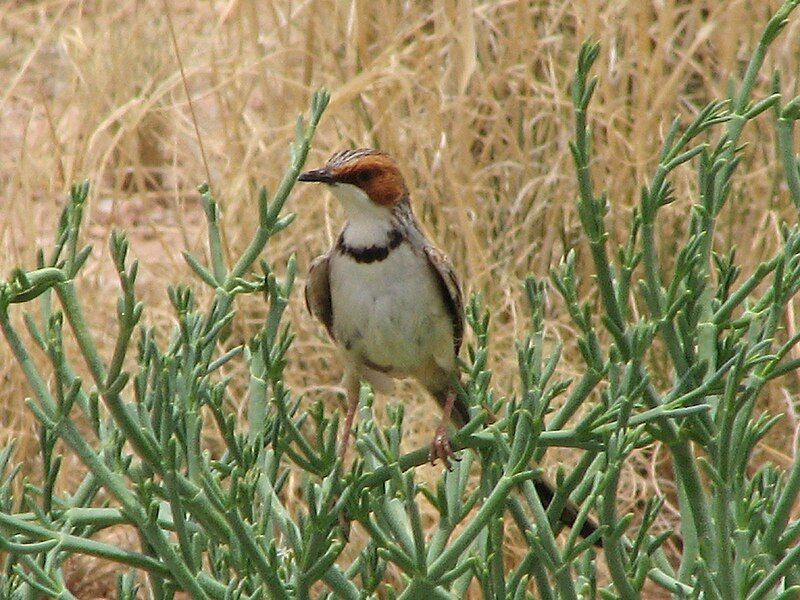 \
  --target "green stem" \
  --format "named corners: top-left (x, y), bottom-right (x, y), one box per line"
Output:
top-left (0, 307), bottom-right (211, 599)
top-left (227, 90), bottom-right (329, 283)
top-left (763, 434), bottom-right (800, 551)
top-left (777, 114), bottom-right (800, 211)
top-left (354, 425), bottom-right (599, 491)
top-left (225, 509), bottom-right (290, 600)
top-left (745, 541), bottom-right (800, 600)
top-left (641, 221), bottom-right (690, 376)
top-left (322, 567), bottom-right (361, 600)
top-left (519, 478), bottom-right (580, 600)
top-left (600, 462), bottom-right (639, 600)
top-left (534, 369), bottom-right (602, 462)
top-left (54, 283), bottom-right (106, 385)
top-left (427, 471), bottom-right (536, 582)
top-left (54, 283), bottom-right (161, 465)
top-left (712, 484), bottom-right (734, 595)
top-left (0, 512), bottom-right (168, 577)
